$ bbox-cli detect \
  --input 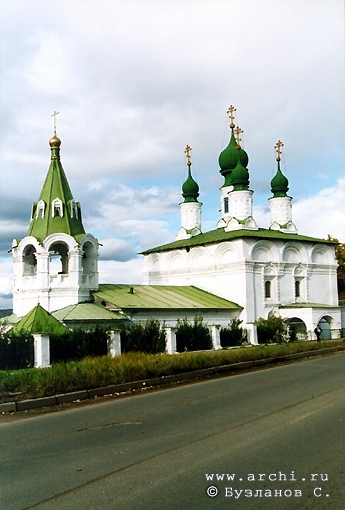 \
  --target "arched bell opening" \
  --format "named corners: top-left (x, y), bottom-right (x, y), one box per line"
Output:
top-left (22, 244), bottom-right (37, 276)
top-left (49, 242), bottom-right (69, 276)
